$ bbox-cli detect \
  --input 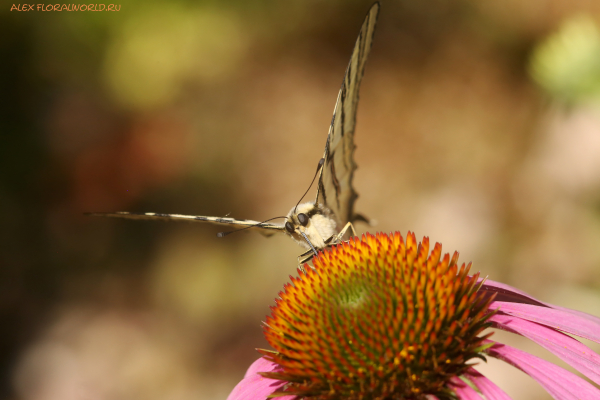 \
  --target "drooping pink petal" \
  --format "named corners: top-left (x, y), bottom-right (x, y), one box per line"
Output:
top-left (482, 280), bottom-right (600, 326)
top-left (490, 301), bottom-right (600, 344)
top-left (480, 280), bottom-right (548, 307)
top-left (486, 341), bottom-right (600, 400)
top-left (548, 305), bottom-right (600, 326)
top-left (226, 358), bottom-right (291, 400)
top-left (491, 313), bottom-right (600, 385)
top-left (449, 377), bottom-right (483, 399)
top-left (464, 368), bottom-right (512, 400)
